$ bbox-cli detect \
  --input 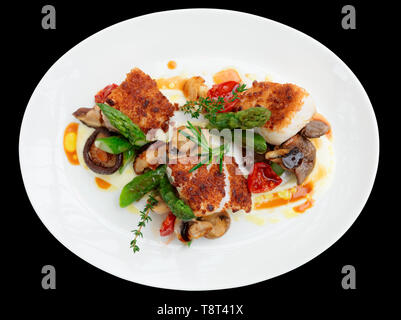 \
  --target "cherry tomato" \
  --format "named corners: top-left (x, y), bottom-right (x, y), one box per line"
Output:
top-left (248, 162), bottom-right (282, 193)
top-left (95, 84), bottom-right (118, 103)
top-left (207, 81), bottom-right (240, 113)
top-left (160, 212), bottom-right (176, 237)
